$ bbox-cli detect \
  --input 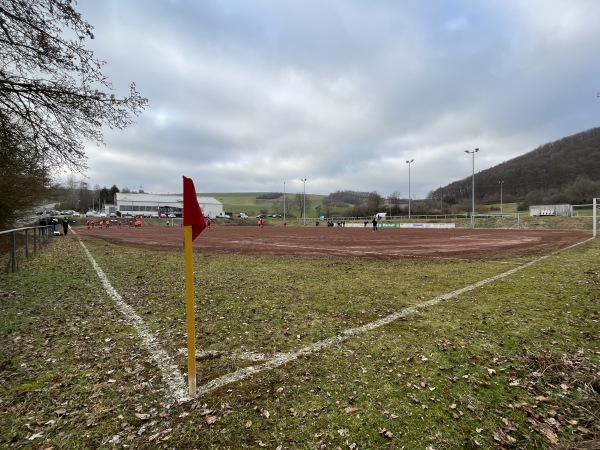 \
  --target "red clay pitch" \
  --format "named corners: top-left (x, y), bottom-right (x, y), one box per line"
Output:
top-left (72, 224), bottom-right (590, 261)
